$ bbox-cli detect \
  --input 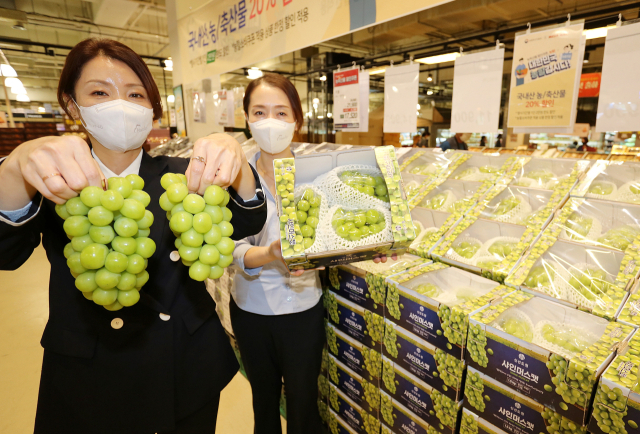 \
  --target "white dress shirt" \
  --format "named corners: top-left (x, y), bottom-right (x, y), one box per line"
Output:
top-left (232, 152), bottom-right (322, 316)
top-left (92, 148), bottom-right (143, 179)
